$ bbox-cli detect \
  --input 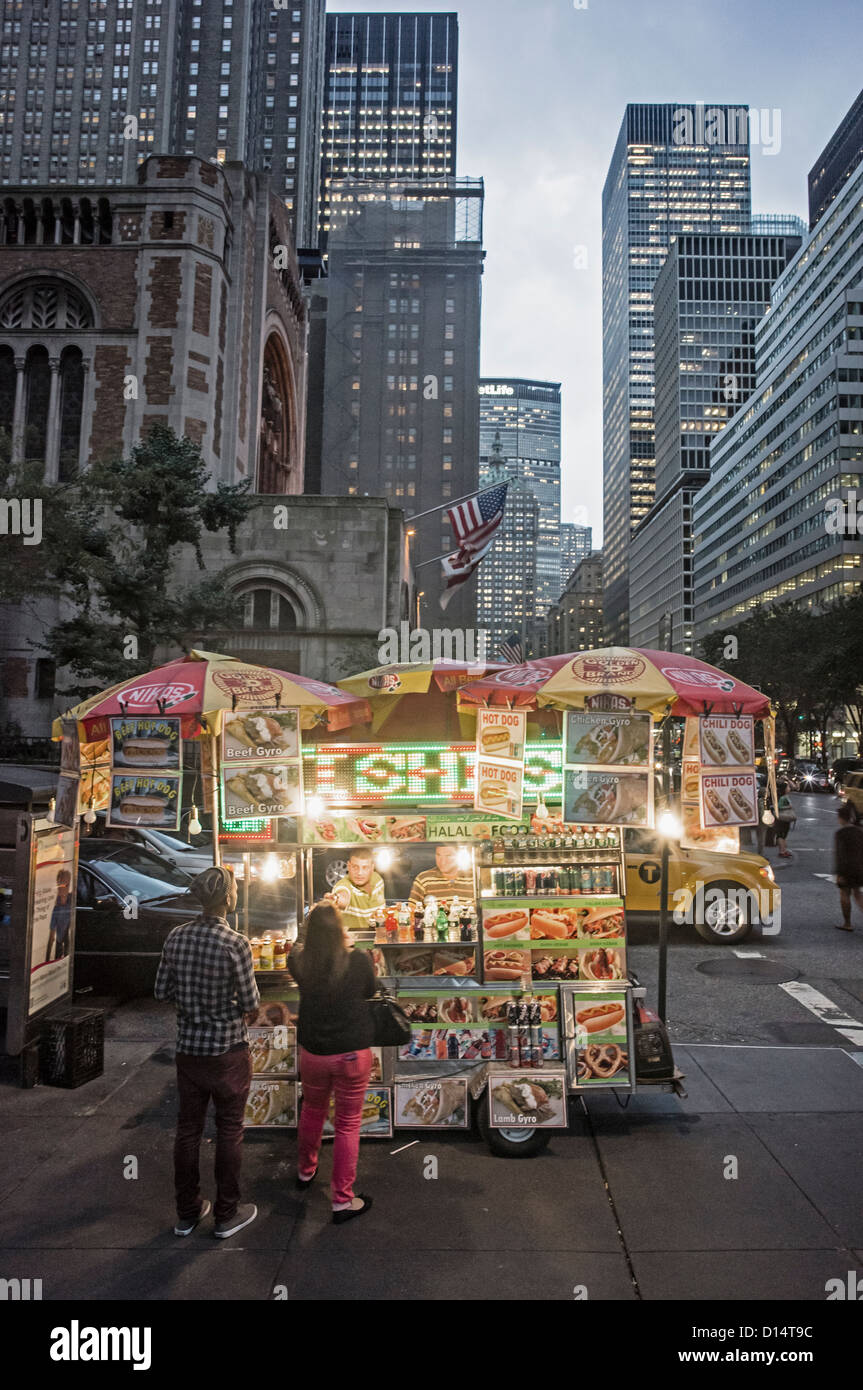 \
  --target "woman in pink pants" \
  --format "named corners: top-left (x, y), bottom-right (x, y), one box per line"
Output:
top-left (289, 904), bottom-right (375, 1225)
